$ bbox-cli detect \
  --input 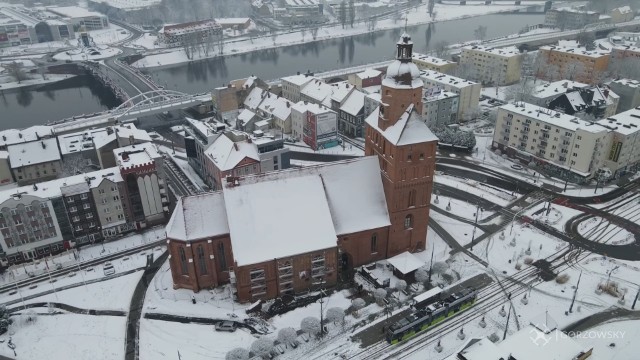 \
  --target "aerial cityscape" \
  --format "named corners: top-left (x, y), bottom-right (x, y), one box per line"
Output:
top-left (0, 0), bottom-right (639, 359)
